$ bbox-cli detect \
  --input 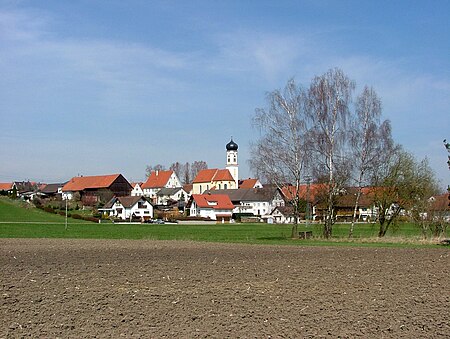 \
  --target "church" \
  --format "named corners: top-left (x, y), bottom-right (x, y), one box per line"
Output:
top-left (191, 138), bottom-right (239, 194)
